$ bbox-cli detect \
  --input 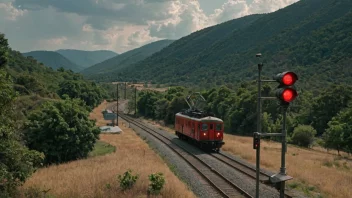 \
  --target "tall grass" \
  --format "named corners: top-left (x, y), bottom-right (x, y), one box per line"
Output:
top-left (145, 119), bottom-right (352, 198)
top-left (20, 101), bottom-right (195, 198)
